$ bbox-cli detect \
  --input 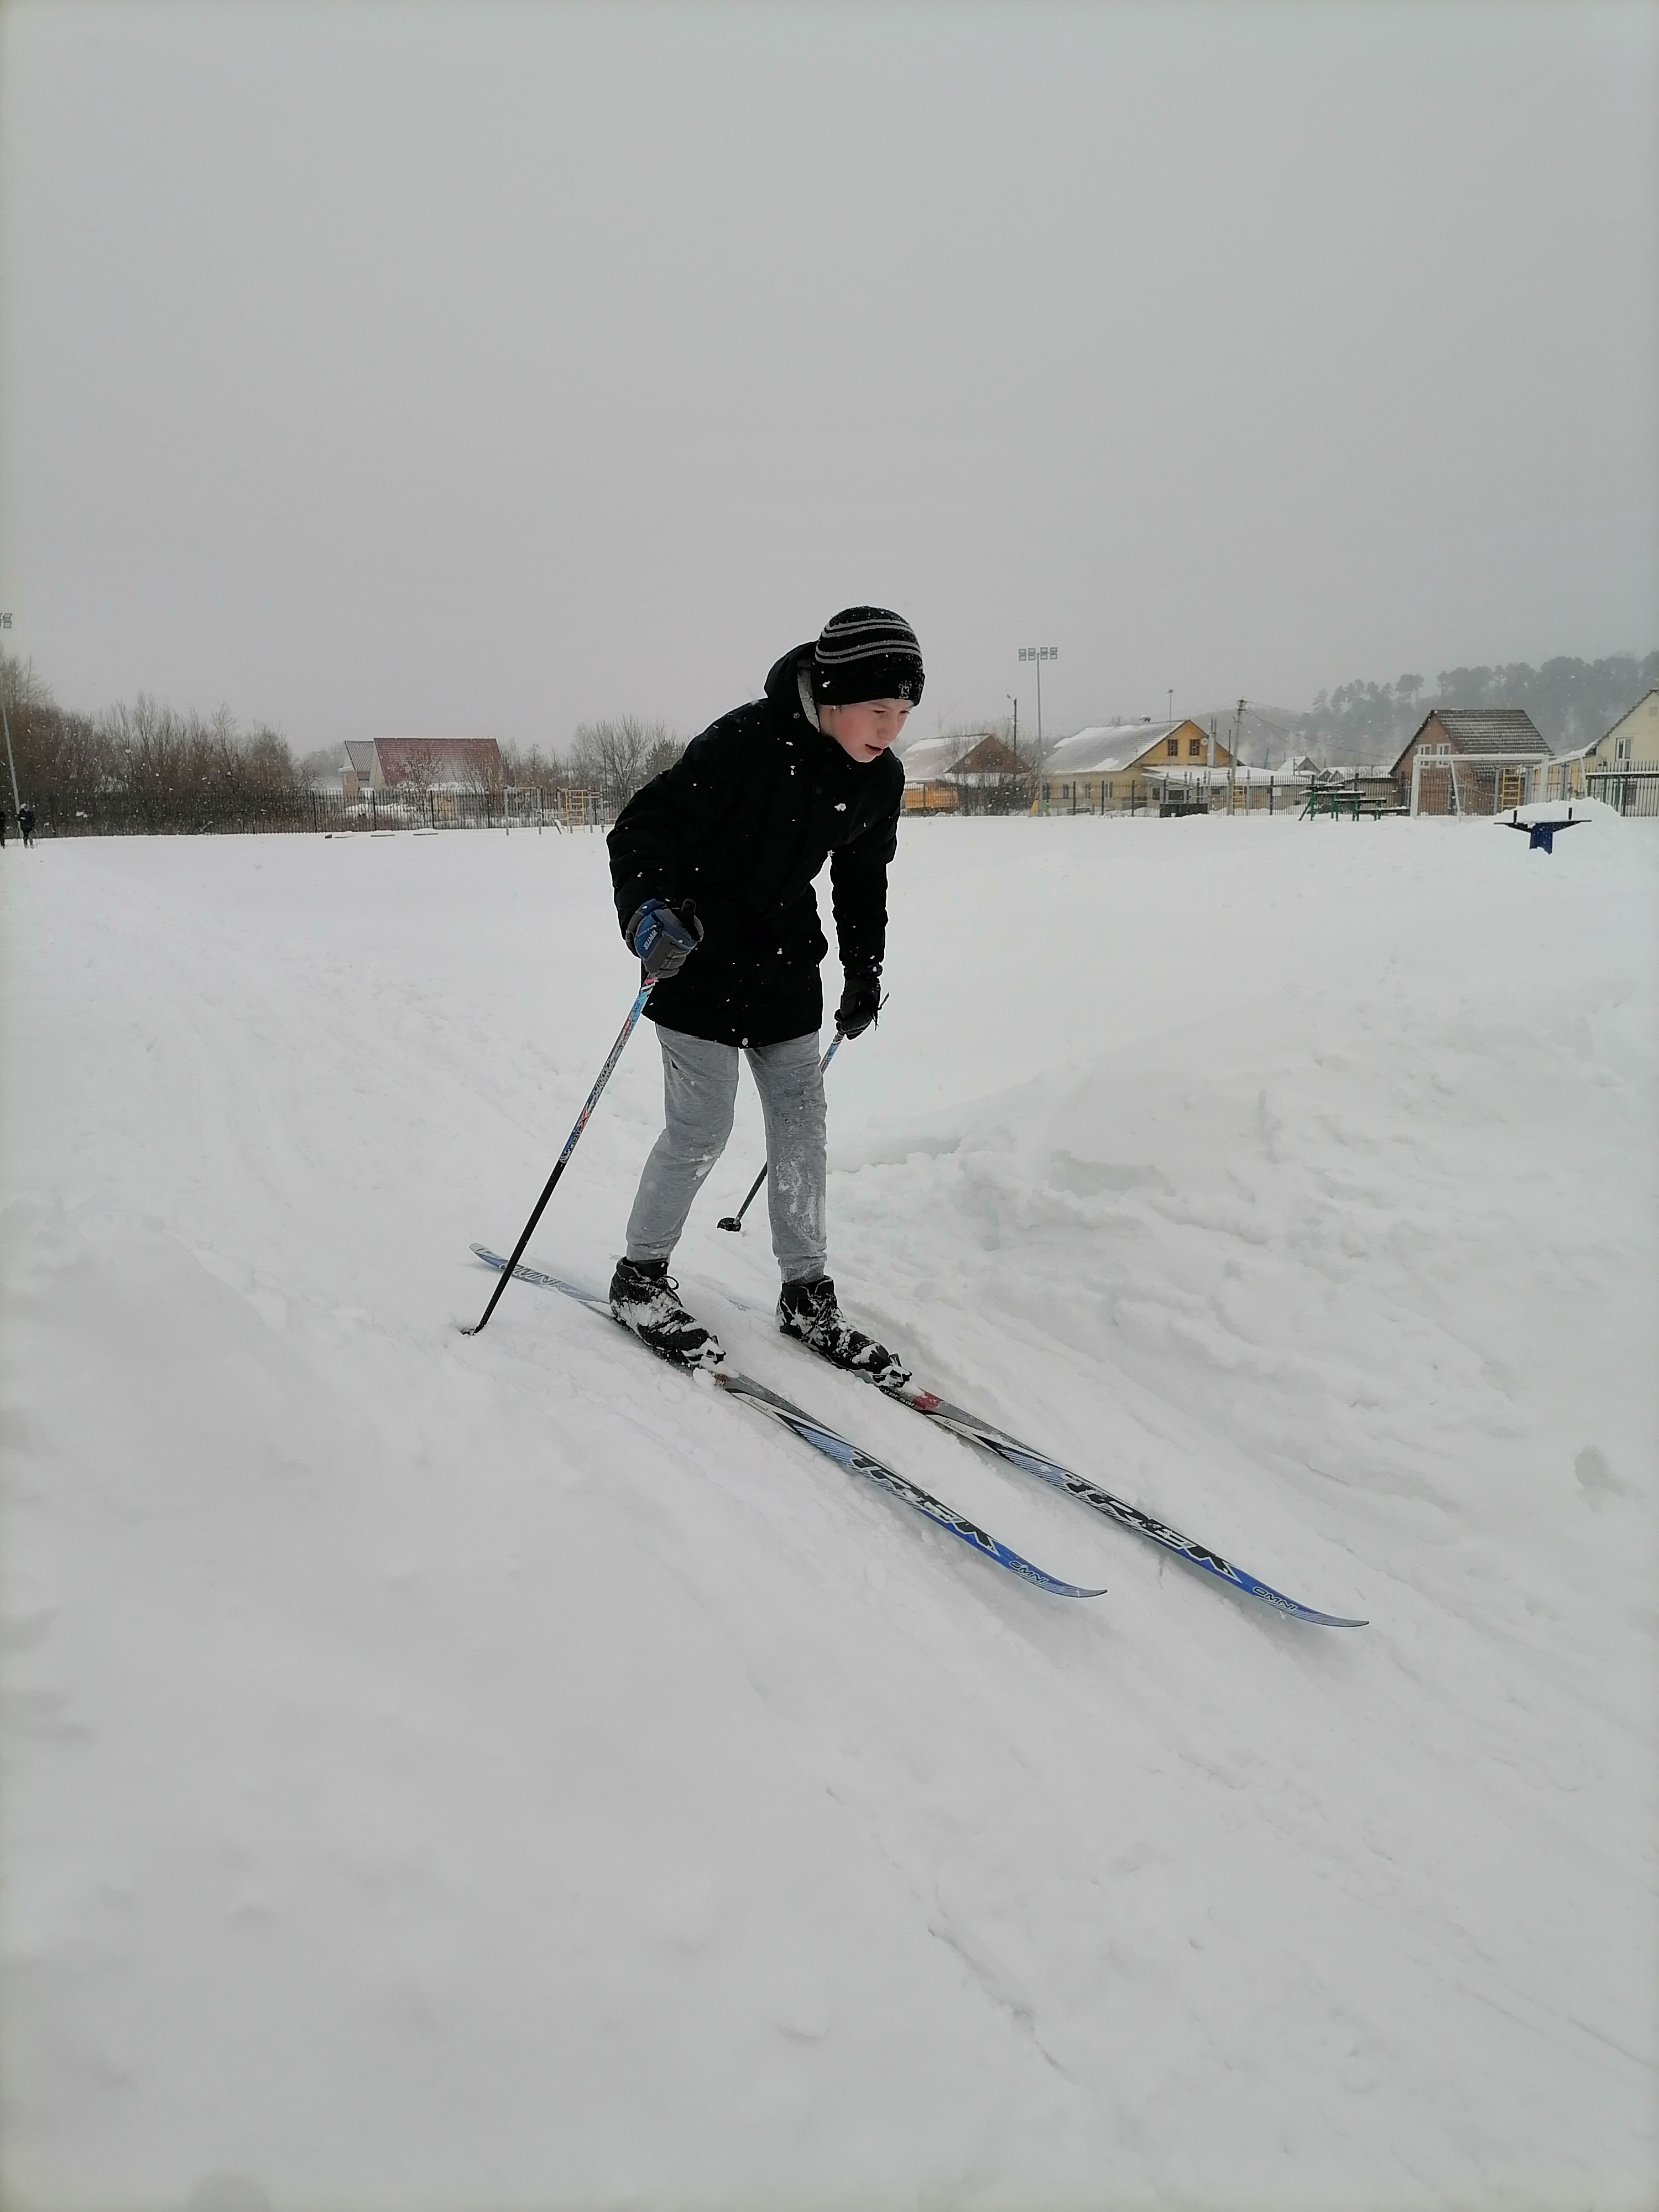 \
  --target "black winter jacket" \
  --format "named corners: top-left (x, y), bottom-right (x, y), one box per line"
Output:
top-left (608, 645), bottom-right (904, 1047)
